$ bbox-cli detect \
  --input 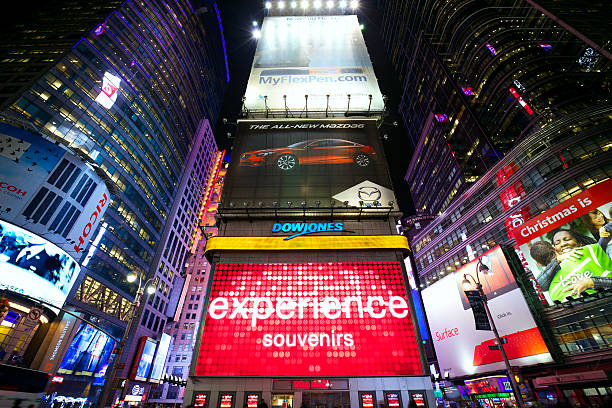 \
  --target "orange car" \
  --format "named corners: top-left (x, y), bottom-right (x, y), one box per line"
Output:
top-left (239, 139), bottom-right (376, 171)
